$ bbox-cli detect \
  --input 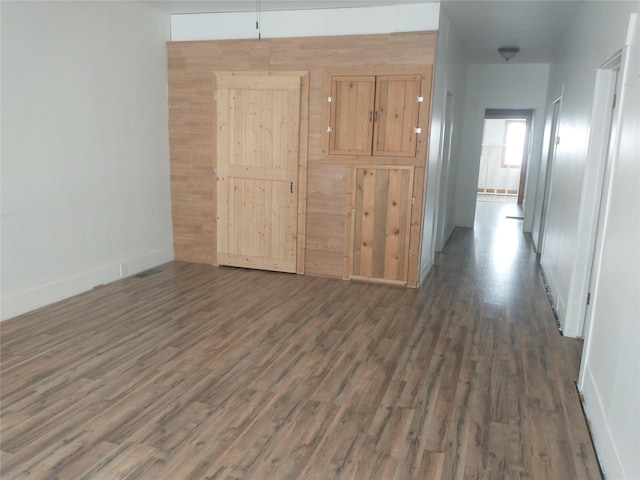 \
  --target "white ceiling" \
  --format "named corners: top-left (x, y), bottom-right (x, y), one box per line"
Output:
top-left (442, 1), bottom-right (584, 63)
top-left (144, 0), bottom-right (586, 63)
